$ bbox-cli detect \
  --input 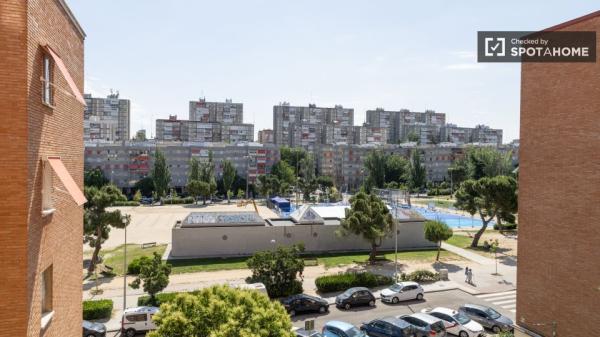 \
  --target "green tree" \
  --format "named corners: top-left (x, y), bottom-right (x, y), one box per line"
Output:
top-left (186, 180), bottom-right (205, 204)
top-left (133, 190), bottom-right (142, 202)
top-left (338, 192), bottom-right (394, 262)
top-left (83, 185), bottom-right (131, 274)
top-left (364, 150), bottom-right (386, 189)
top-left (246, 245), bottom-right (304, 298)
top-left (280, 147), bottom-right (308, 176)
top-left (134, 176), bottom-right (155, 197)
top-left (222, 160), bottom-right (236, 203)
top-left (271, 161), bottom-right (295, 194)
top-left (385, 154), bottom-right (409, 185)
top-left (454, 176), bottom-right (518, 247)
top-left (152, 150), bottom-right (171, 198)
top-left (84, 168), bottom-right (109, 188)
top-left (409, 149), bottom-right (426, 195)
top-left (424, 220), bottom-right (453, 261)
top-left (147, 285), bottom-right (294, 337)
top-left (237, 188), bottom-right (245, 199)
top-left (188, 158), bottom-right (200, 181)
top-left (448, 157), bottom-right (469, 193)
top-left (316, 175), bottom-right (334, 189)
top-left (257, 175), bottom-right (274, 198)
top-left (129, 252), bottom-right (172, 305)
top-left (406, 131), bottom-right (419, 143)
top-left (466, 147), bottom-right (512, 180)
